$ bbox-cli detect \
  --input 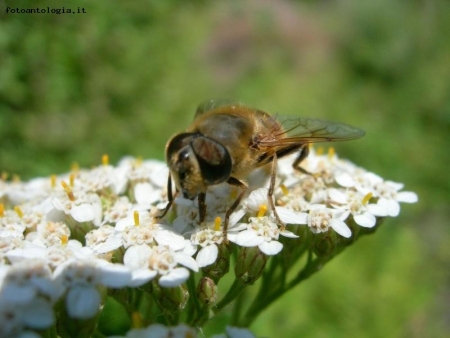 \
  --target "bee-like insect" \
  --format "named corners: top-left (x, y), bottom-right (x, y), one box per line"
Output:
top-left (160, 100), bottom-right (364, 234)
